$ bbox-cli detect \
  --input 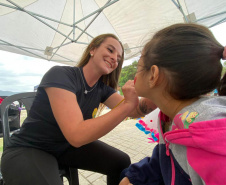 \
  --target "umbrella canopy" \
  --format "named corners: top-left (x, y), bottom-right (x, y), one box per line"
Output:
top-left (0, 0), bottom-right (225, 66)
